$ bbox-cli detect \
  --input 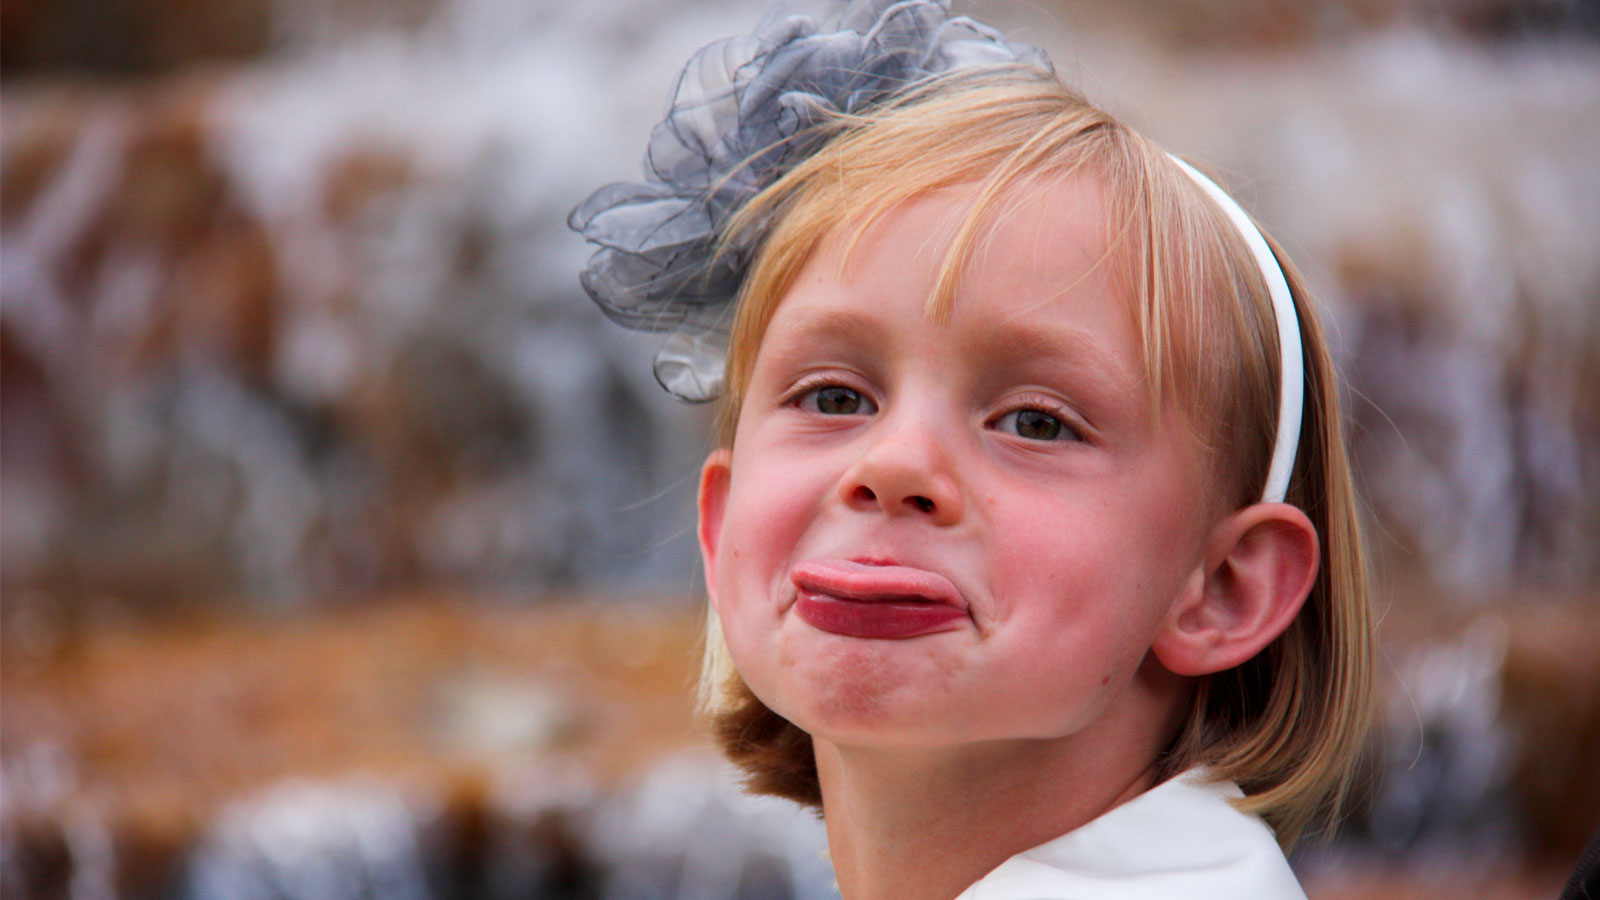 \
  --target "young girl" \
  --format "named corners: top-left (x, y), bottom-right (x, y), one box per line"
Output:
top-left (572, 2), bottom-right (1374, 897)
